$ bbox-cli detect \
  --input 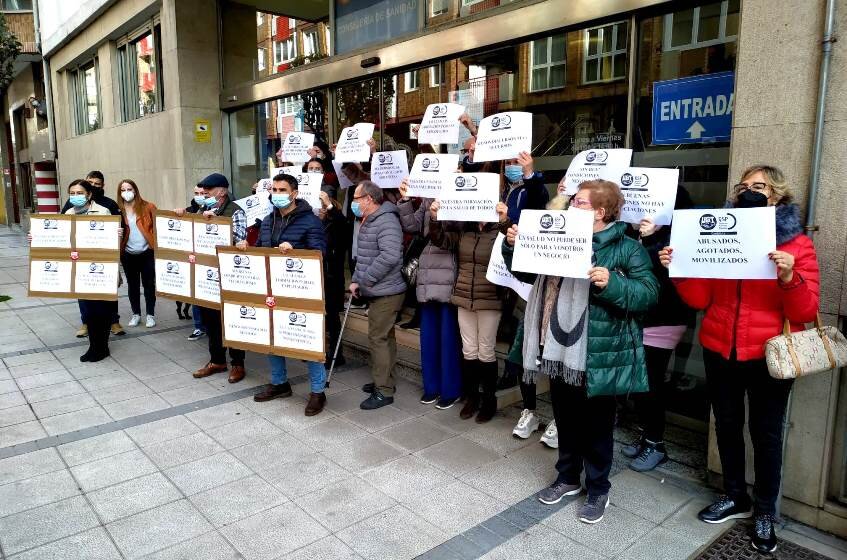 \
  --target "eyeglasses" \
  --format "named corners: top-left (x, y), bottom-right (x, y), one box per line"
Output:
top-left (352, 194), bottom-right (368, 201)
top-left (571, 197), bottom-right (593, 208)
top-left (733, 182), bottom-right (769, 193)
